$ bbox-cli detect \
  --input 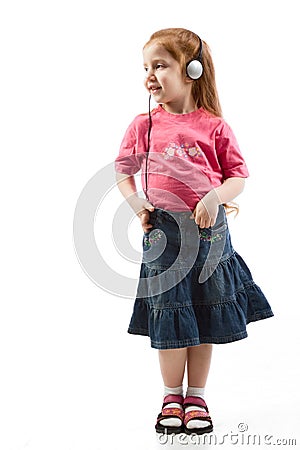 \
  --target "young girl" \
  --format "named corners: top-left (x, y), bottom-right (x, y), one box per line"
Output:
top-left (115, 28), bottom-right (273, 435)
